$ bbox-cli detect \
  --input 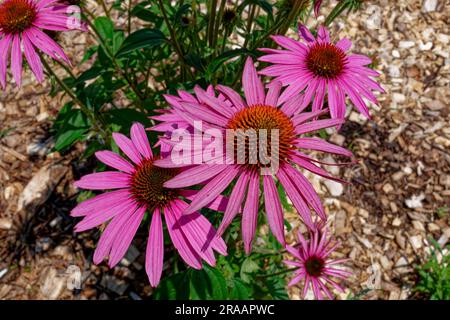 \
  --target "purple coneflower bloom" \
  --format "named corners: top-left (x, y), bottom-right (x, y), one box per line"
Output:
top-left (0, 0), bottom-right (85, 87)
top-left (151, 57), bottom-right (353, 254)
top-left (284, 228), bottom-right (351, 300)
top-left (71, 123), bottom-right (227, 287)
top-left (258, 25), bottom-right (384, 120)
